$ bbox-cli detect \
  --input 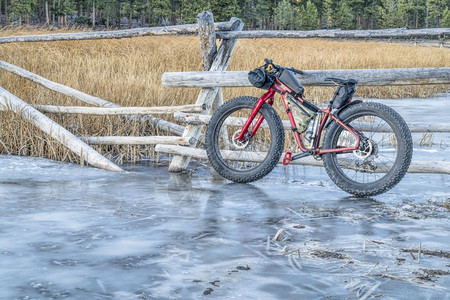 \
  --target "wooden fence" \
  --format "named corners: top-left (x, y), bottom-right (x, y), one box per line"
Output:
top-left (0, 11), bottom-right (450, 174)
